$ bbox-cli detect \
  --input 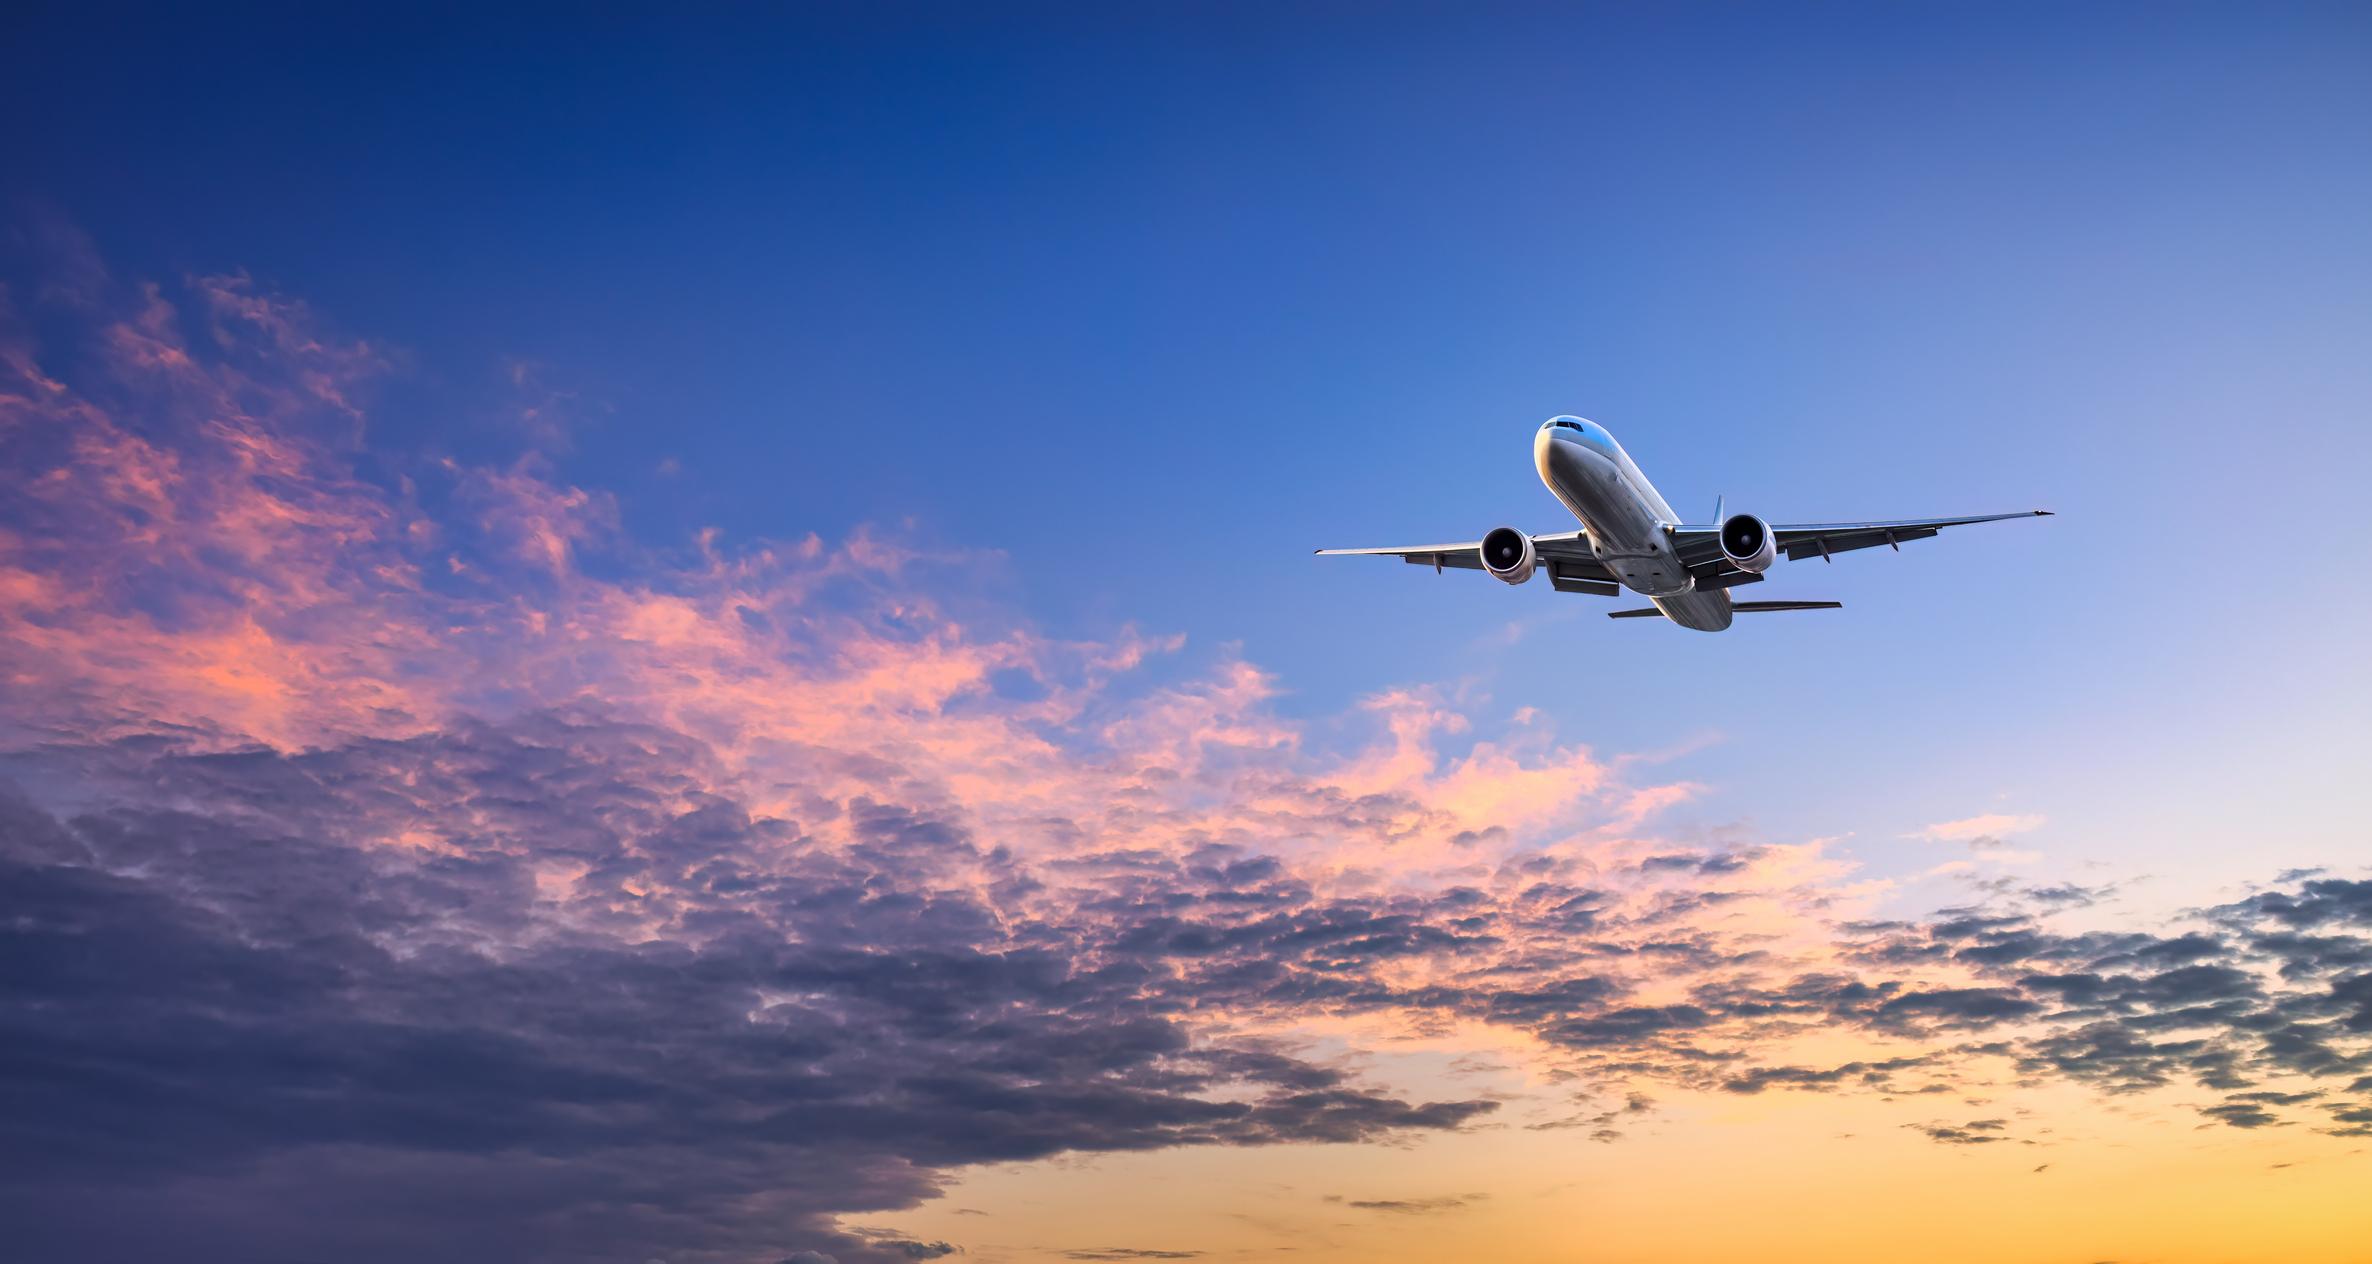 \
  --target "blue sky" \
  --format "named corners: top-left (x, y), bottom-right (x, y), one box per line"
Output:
top-left (12, 2), bottom-right (2367, 911)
